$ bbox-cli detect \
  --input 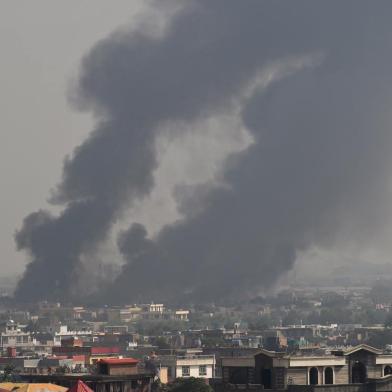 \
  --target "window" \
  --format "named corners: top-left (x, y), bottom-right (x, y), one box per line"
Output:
top-left (199, 365), bottom-right (207, 376)
top-left (262, 368), bottom-right (272, 389)
top-left (309, 367), bottom-right (318, 385)
top-left (324, 367), bottom-right (334, 384)
top-left (182, 366), bottom-right (190, 377)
